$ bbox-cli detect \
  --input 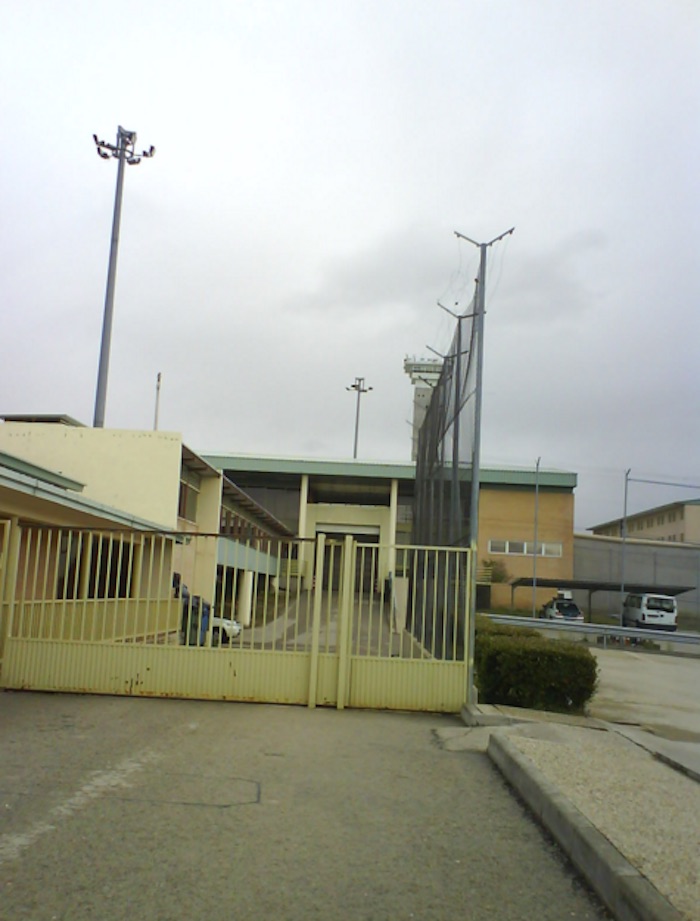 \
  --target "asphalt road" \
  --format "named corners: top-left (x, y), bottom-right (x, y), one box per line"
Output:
top-left (589, 646), bottom-right (700, 740)
top-left (0, 692), bottom-right (610, 921)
